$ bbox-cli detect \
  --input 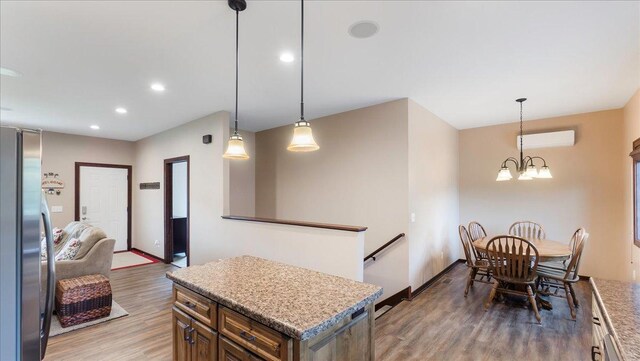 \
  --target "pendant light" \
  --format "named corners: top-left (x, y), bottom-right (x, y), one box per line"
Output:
top-left (223, 0), bottom-right (250, 160)
top-left (287, 0), bottom-right (319, 152)
top-left (496, 98), bottom-right (552, 181)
